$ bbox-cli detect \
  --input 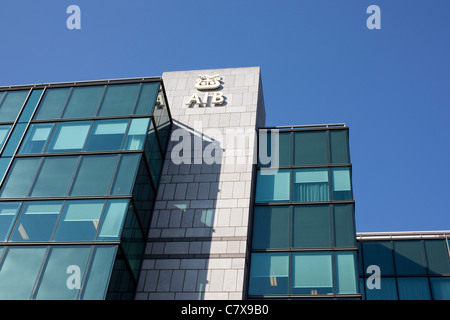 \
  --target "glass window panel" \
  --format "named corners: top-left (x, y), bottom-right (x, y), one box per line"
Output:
top-left (1, 123), bottom-right (27, 156)
top-left (430, 278), bottom-right (450, 300)
top-left (70, 155), bottom-right (118, 196)
top-left (252, 206), bottom-right (290, 249)
top-left (0, 157), bottom-right (11, 183)
top-left (394, 240), bottom-right (427, 275)
top-left (365, 277), bottom-right (398, 300)
top-left (0, 202), bottom-right (21, 241)
top-left (292, 252), bottom-right (333, 295)
top-left (34, 246), bottom-right (91, 300)
top-left (47, 121), bottom-right (91, 153)
top-left (34, 87), bottom-right (70, 120)
top-left (10, 201), bottom-right (62, 242)
top-left (0, 124), bottom-right (11, 149)
top-left (248, 252), bottom-right (289, 296)
top-left (333, 204), bottom-right (356, 247)
top-left (335, 251), bottom-right (358, 294)
top-left (81, 245), bottom-right (117, 300)
top-left (98, 200), bottom-right (129, 240)
top-left (0, 90), bottom-right (29, 122)
top-left (293, 205), bottom-right (331, 248)
top-left (18, 89), bottom-right (43, 123)
top-left (111, 154), bottom-right (141, 195)
top-left (397, 277), bottom-right (431, 300)
top-left (0, 157), bottom-right (41, 198)
top-left (255, 169), bottom-right (290, 203)
top-left (424, 240), bottom-right (450, 275)
top-left (145, 121), bottom-right (163, 185)
top-left (18, 123), bottom-right (54, 154)
top-left (293, 168), bottom-right (330, 202)
top-left (97, 84), bottom-right (140, 117)
top-left (361, 241), bottom-right (395, 276)
top-left (62, 86), bottom-right (104, 119)
top-left (258, 131), bottom-right (291, 168)
top-left (53, 200), bottom-right (105, 241)
top-left (153, 91), bottom-right (172, 151)
top-left (120, 203), bottom-right (144, 278)
top-left (294, 130), bottom-right (328, 165)
top-left (0, 246), bottom-right (47, 299)
top-left (331, 167), bottom-right (352, 200)
top-left (30, 156), bottom-right (79, 197)
top-left (133, 82), bottom-right (159, 115)
top-left (330, 130), bottom-right (350, 164)
top-left (123, 118), bottom-right (150, 150)
top-left (84, 119), bottom-right (128, 152)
